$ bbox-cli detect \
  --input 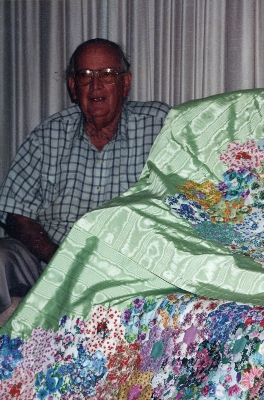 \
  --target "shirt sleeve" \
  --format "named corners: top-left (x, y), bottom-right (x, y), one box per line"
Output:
top-left (0, 131), bottom-right (43, 223)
